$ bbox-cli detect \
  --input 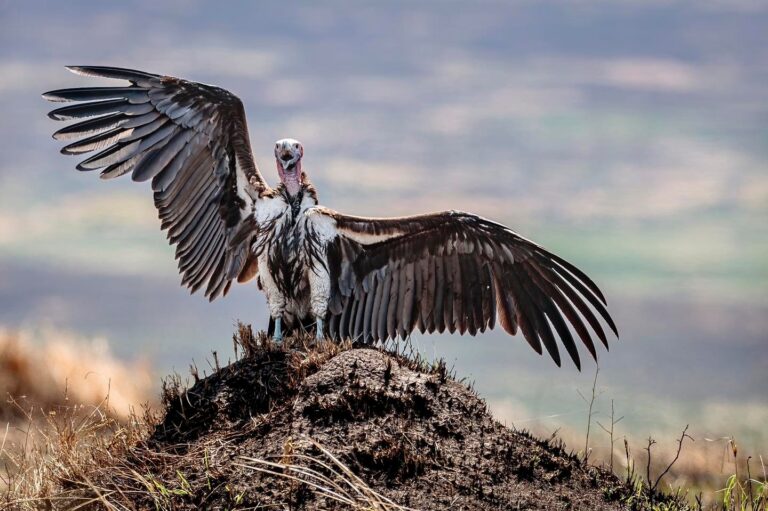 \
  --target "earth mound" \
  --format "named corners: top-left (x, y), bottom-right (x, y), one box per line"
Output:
top-left (95, 325), bottom-right (651, 511)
